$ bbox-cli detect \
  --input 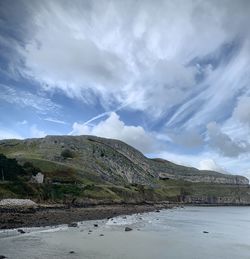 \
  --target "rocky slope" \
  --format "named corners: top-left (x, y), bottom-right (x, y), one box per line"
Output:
top-left (0, 135), bottom-right (248, 185)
